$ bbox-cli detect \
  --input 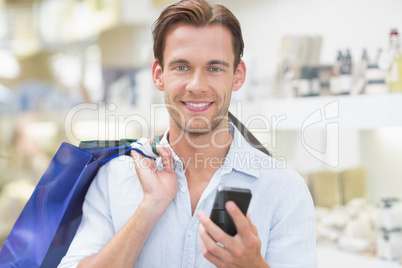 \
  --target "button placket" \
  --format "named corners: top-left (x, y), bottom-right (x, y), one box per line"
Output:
top-left (187, 230), bottom-right (192, 237)
top-left (182, 217), bottom-right (199, 267)
top-left (176, 171), bottom-right (192, 219)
